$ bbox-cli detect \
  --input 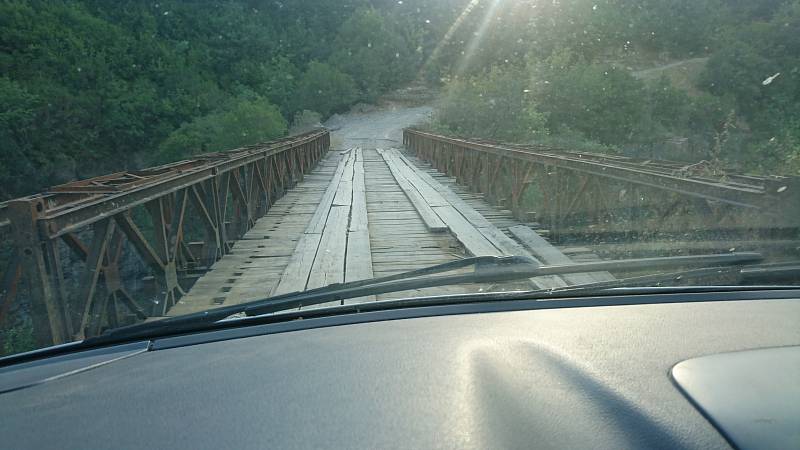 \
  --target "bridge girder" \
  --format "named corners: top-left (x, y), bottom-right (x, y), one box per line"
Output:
top-left (0, 130), bottom-right (330, 346)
